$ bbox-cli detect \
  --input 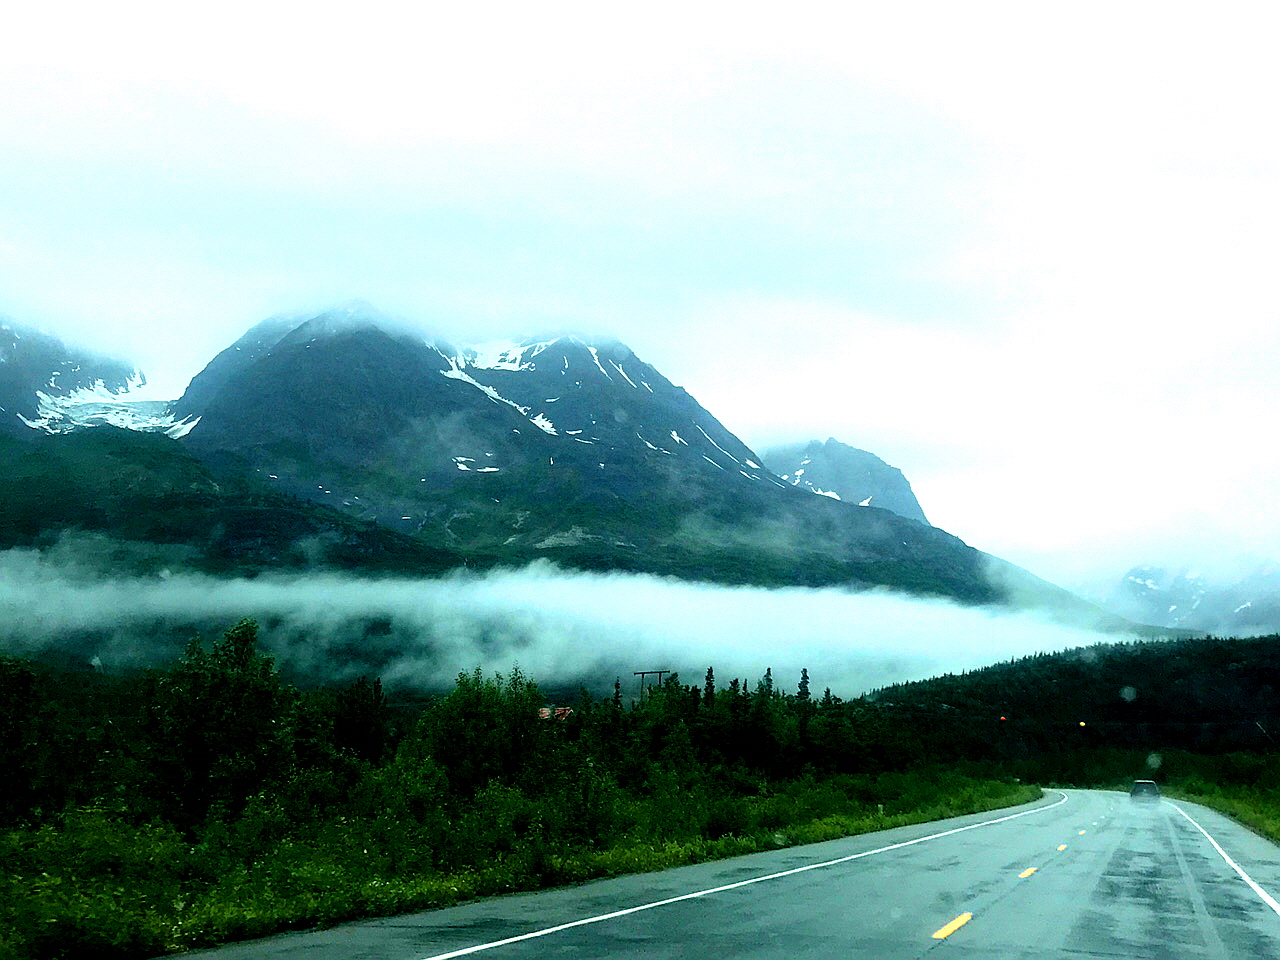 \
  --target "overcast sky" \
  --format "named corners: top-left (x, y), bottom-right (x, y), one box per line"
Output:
top-left (2, 2), bottom-right (1277, 587)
